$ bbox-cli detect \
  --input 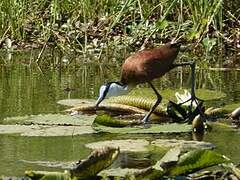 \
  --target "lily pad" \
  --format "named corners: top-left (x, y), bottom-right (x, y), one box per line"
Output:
top-left (57, 99), bottom-right (95, 107)
top-left (152, 148), bottom-right (229, 176)
top-left (167, 149), bottom-right (229, 176)
top-left (0, 124), bottom-right (95, 136)
top-left (66, 102), bottom-right (155, 116)
top-left (151, 139), bottom-right (215, 150)
top-left (21, 125), bottom-right (95, 136)
top-left (3, 114), bottom-right (96, 126)
top-left (0, 125), bottom-right (37, 135)
top-left (85, 139), bottom-right (150, 152)
top-left (94, 114), bottom-right (141, 127)
top-left (92, 122), bottom-right (192, 134)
